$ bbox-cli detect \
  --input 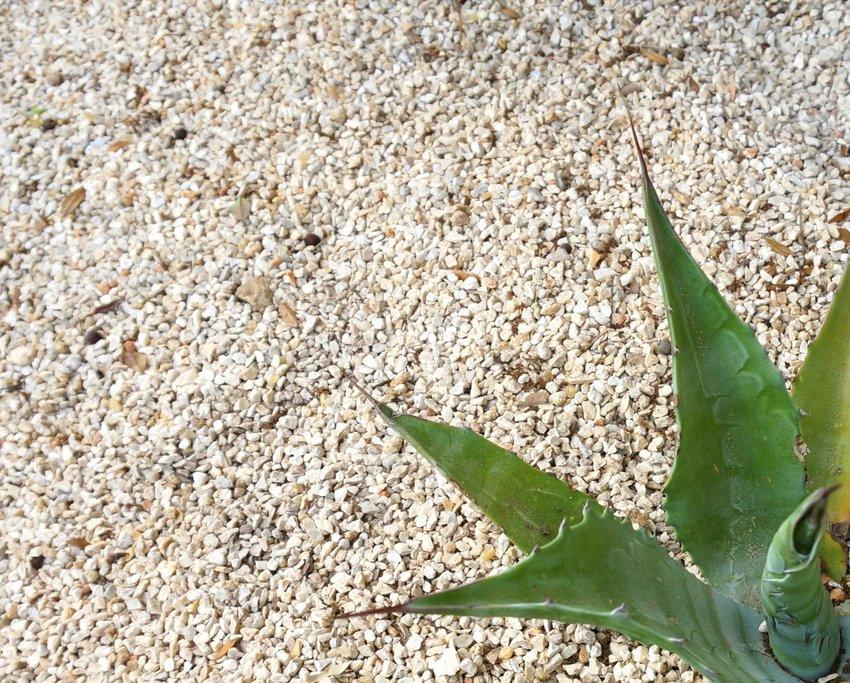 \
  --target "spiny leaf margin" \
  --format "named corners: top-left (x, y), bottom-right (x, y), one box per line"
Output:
top-left (349, 505), bottom-right (801, 683)
top-left (793, 263), bottom-right (850, 579)
top-left (347, 373), bottom-right (600, 554)
top-left (628, 116), bottom-right (805, 606)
